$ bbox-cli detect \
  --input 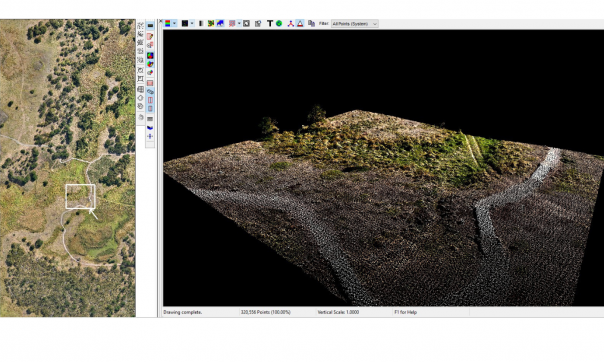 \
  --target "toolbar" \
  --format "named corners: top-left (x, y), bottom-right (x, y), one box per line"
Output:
top-left (136, 19), bottom-right (155, 148)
